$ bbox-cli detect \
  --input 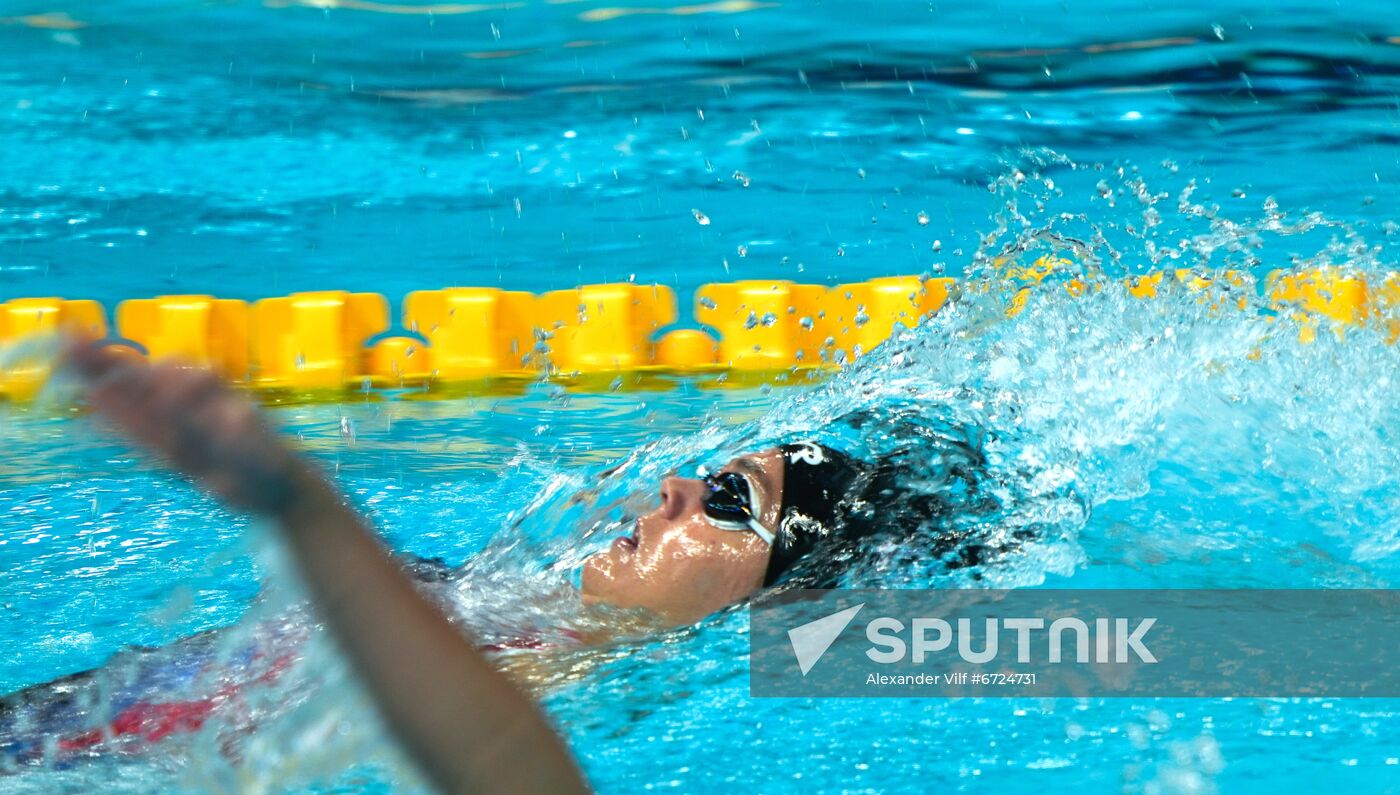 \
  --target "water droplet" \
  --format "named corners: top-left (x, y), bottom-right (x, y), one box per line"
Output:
top-left (513, 197), bottom-right (522, 217)
top-left (836, 247), bottom-right (845, 257)
top-left (340, 416), bottom-right (357, 443)
top-left (1212, 23), bottom-right (1225, 40)
top-left (737, 244), bottom-right (748, 257)
top-left (799, 316), bottom-right (814, 330)
top-left (1231, 187), bottom-right (1247, 198)
top-left (700, 296), bottom-right (718, 310)
top-left (609, 375), bottom-right (624, 392)
top-left (732, 170), bottom-right (751, 187)
top-left (743, 311), bottom-right (759, 330)
top-left (760, 312), bottom-right (778, 327)
top-left (856, 168), bottom-right (866, 180)
top-left (916, 211), bottom-right (930, 226)
top-left (853, 306), bottom-right (870, 326)
top-left (932, 239), bottom-right (942, 252)
top-left (692, 209), bottom-right (711, 226)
